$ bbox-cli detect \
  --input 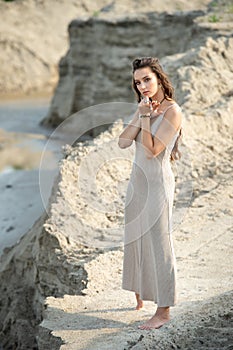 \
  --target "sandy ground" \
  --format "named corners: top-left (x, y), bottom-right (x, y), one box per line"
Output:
top-left (40, 170), bottom-right (233, 349)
